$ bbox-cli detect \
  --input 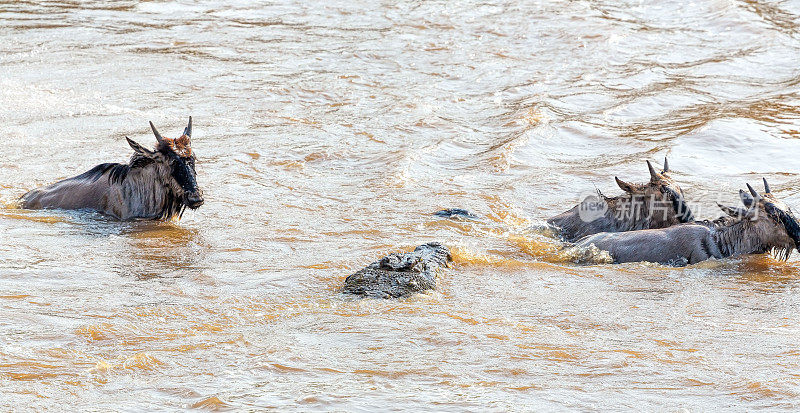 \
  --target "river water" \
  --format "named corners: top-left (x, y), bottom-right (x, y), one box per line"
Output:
top-left (1, 0), bottom-right (800, 410)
